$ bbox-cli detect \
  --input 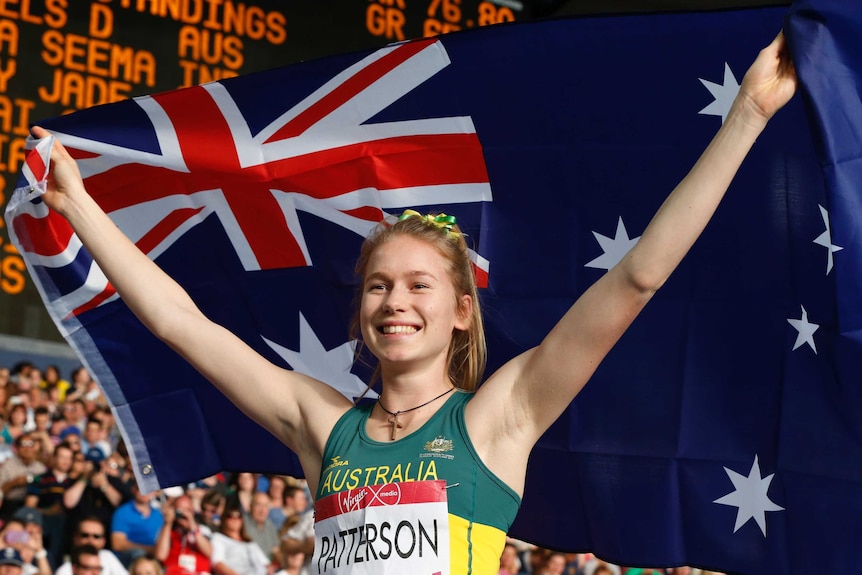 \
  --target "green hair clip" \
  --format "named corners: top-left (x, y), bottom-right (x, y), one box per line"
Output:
top-left (398, 209), bottom-right (461, 237)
